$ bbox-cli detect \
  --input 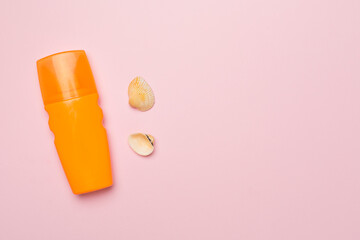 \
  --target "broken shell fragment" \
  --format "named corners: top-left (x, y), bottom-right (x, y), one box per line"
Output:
top-left (128, 133), bottom-right (154, 156)
top-left (128, 76), bottom-right (155, 111)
